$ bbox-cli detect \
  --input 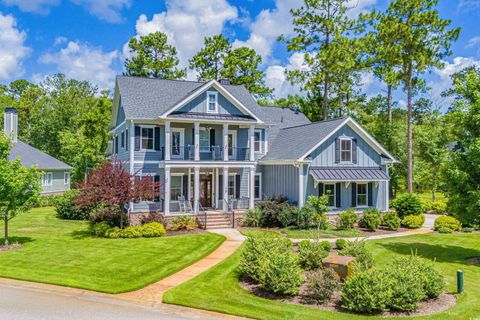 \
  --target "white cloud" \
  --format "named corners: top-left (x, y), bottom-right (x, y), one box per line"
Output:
top-left (457, 0), bottom-right (480, 12)
top-left (40, 40), bottom-right (120, 90)
top-left (71, 0), bottom-right (131, 23)
top-left (265, 52), bottom-right (306, 98)
top-left (466, 36), bottom-right (480, 49)
top-left (0, 12), bottom-right (31, 81)
top-left (1, 0), bottom-right (59, 15)
top-left (54, 36), bottom-right (68, 46)
top-left (126, 0), bottom-right (238, 74)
